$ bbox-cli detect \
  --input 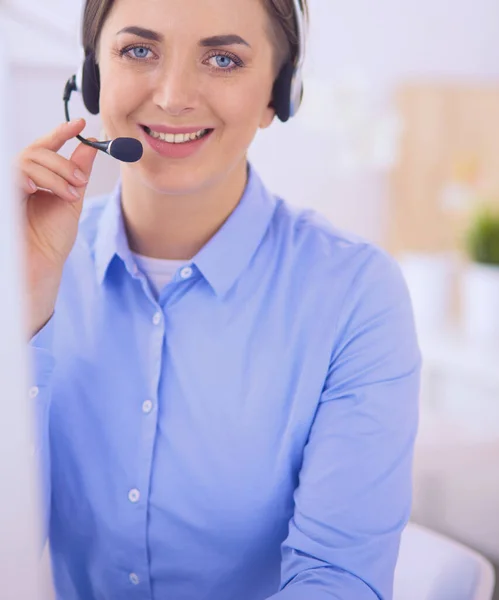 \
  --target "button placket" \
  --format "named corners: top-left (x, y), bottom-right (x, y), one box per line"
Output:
top-left (127, 298), bottom-right (163, 595)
